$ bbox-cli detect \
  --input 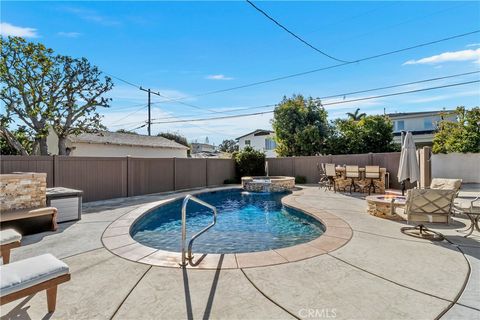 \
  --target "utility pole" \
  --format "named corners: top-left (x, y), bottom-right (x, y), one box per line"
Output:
top-left (140, 87), bottom-right (160, 136)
